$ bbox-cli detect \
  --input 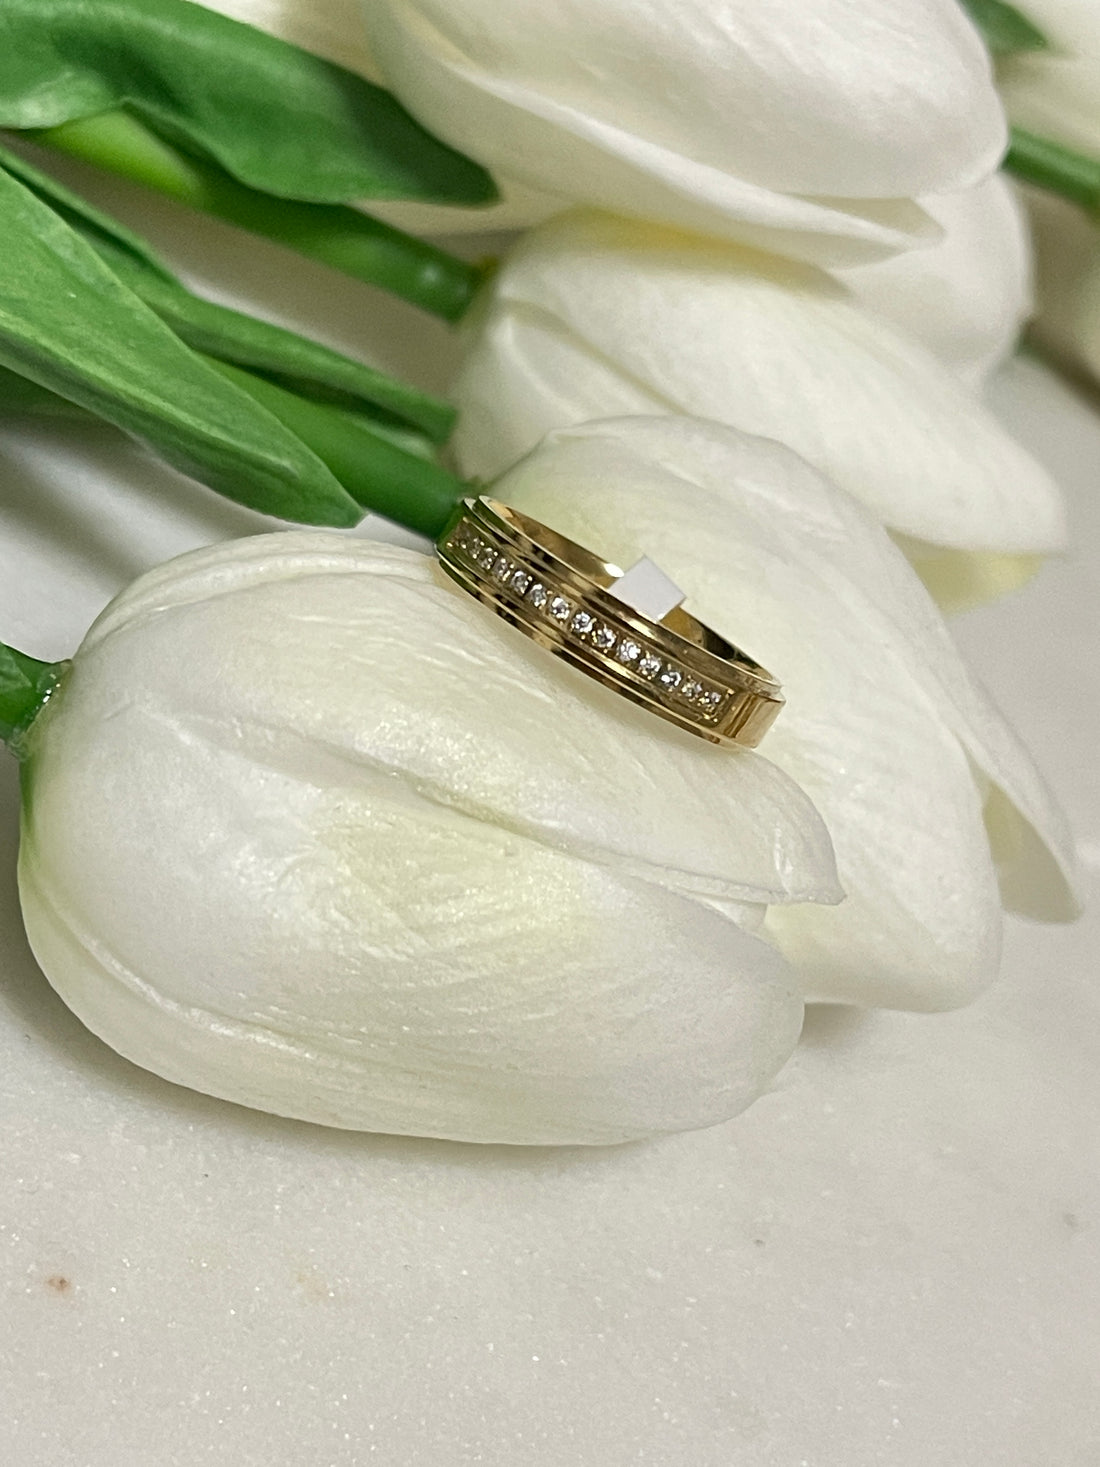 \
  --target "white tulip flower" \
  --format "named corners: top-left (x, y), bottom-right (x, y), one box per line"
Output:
top-left (15, 532), bottom-right (842, 1147)
top-left (452, 211), bottom-right (1063, 610)
top-left (359, 0), bottom-right (1007, 266)
top-left (490, 418), bottom-right (1078, 1011)
top-left (838, 176), bottom-right (1033, 386)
